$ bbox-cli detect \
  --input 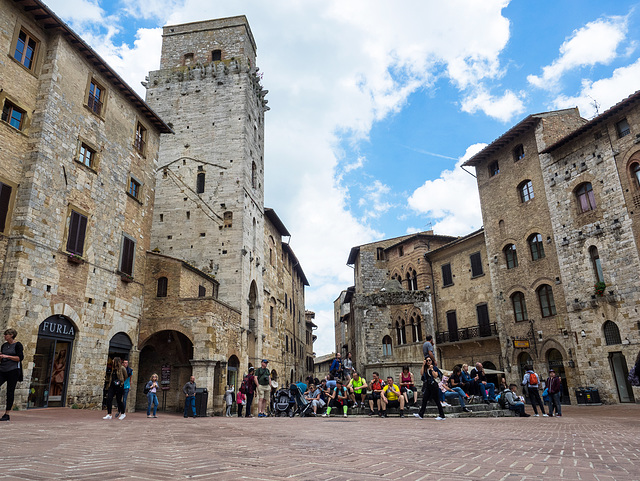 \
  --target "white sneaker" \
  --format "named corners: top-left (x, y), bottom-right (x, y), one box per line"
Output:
top-left (321, 413), bottom-right (327, 417)
top-left (103, 414), bottom-right (112, 420)
top-left (435, 416), bottom-right (445, 420)
top-left (343, 414), bottom-right (347, 418)
top-left (413, 413), bottom-right (423, 419)
top-left (118, 413), bottom-right (126, 420)
top-left (534, 414), bottom-right (539, 417)
top-left (441, 402), bottom-right (451, 407)
top-left (543, 414), bottom-right (549, 417)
